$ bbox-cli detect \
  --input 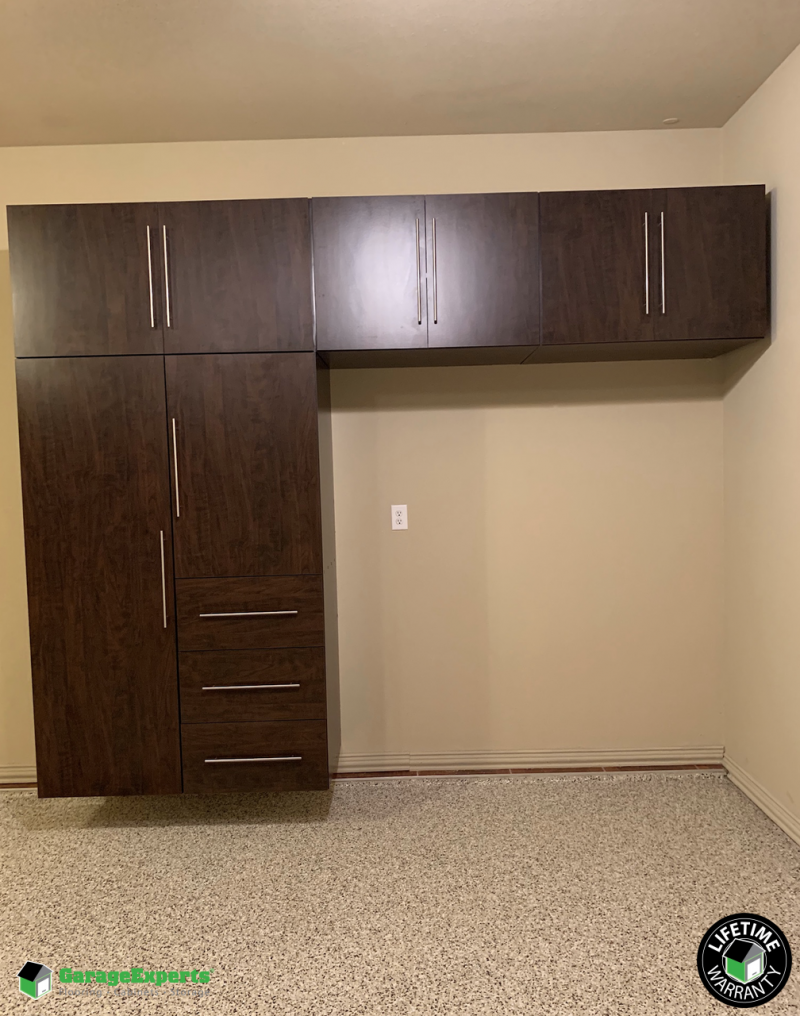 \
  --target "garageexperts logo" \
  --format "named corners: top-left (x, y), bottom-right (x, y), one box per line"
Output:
top-left (698, 913), bottom-right (792, 1008)
top-left (16, 963), bottom-right (214, 1001)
